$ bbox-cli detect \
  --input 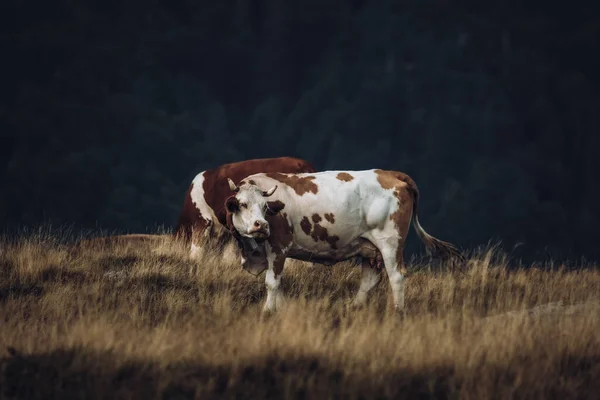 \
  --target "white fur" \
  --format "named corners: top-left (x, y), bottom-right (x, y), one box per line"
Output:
top-left (228, 169), bottom-right (410, 312)
top-left (188, 172), bottom-right (217, 256)
top-left (263, 242), bottom-right (284, 313)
